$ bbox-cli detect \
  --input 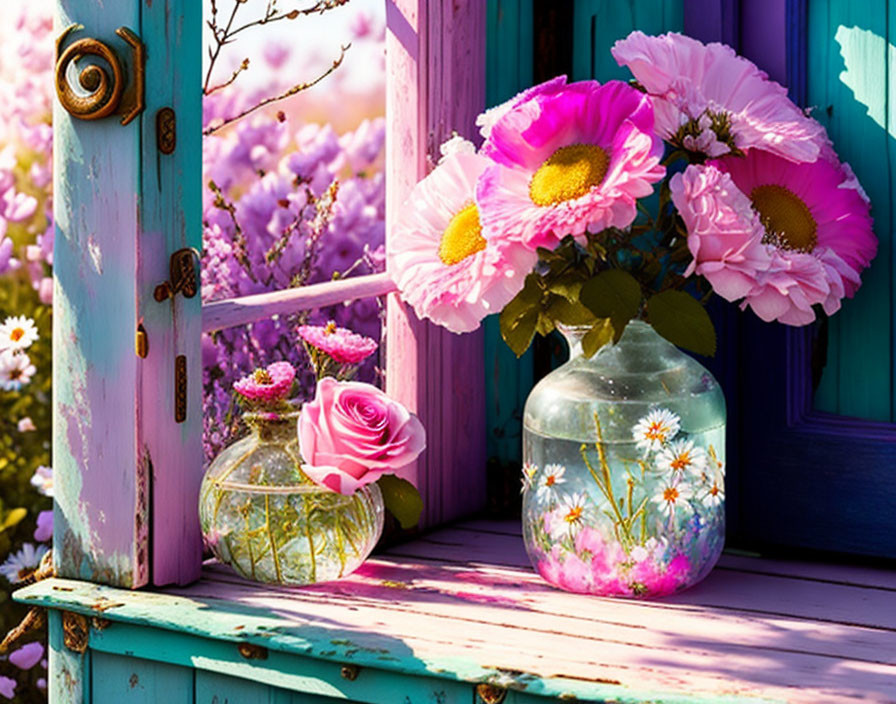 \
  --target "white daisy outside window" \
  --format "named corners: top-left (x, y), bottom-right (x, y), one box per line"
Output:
top-left (0, 542), bottom-right (48, 584)
top-left (0, 315), bottom-right (38, 353)
top-left (0, 350), bottom-right (36, 391)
